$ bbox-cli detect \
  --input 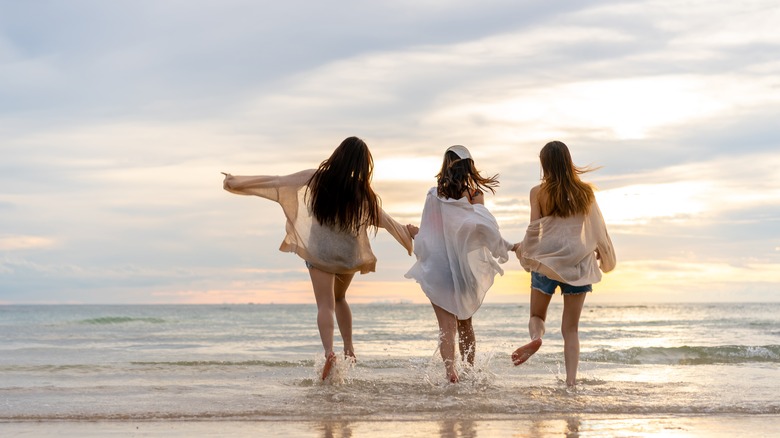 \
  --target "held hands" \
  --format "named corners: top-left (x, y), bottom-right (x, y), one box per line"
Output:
top-left (406, 224), bottom-right (419, 239)
top-left (511, 242), bottom-right (522, 260)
